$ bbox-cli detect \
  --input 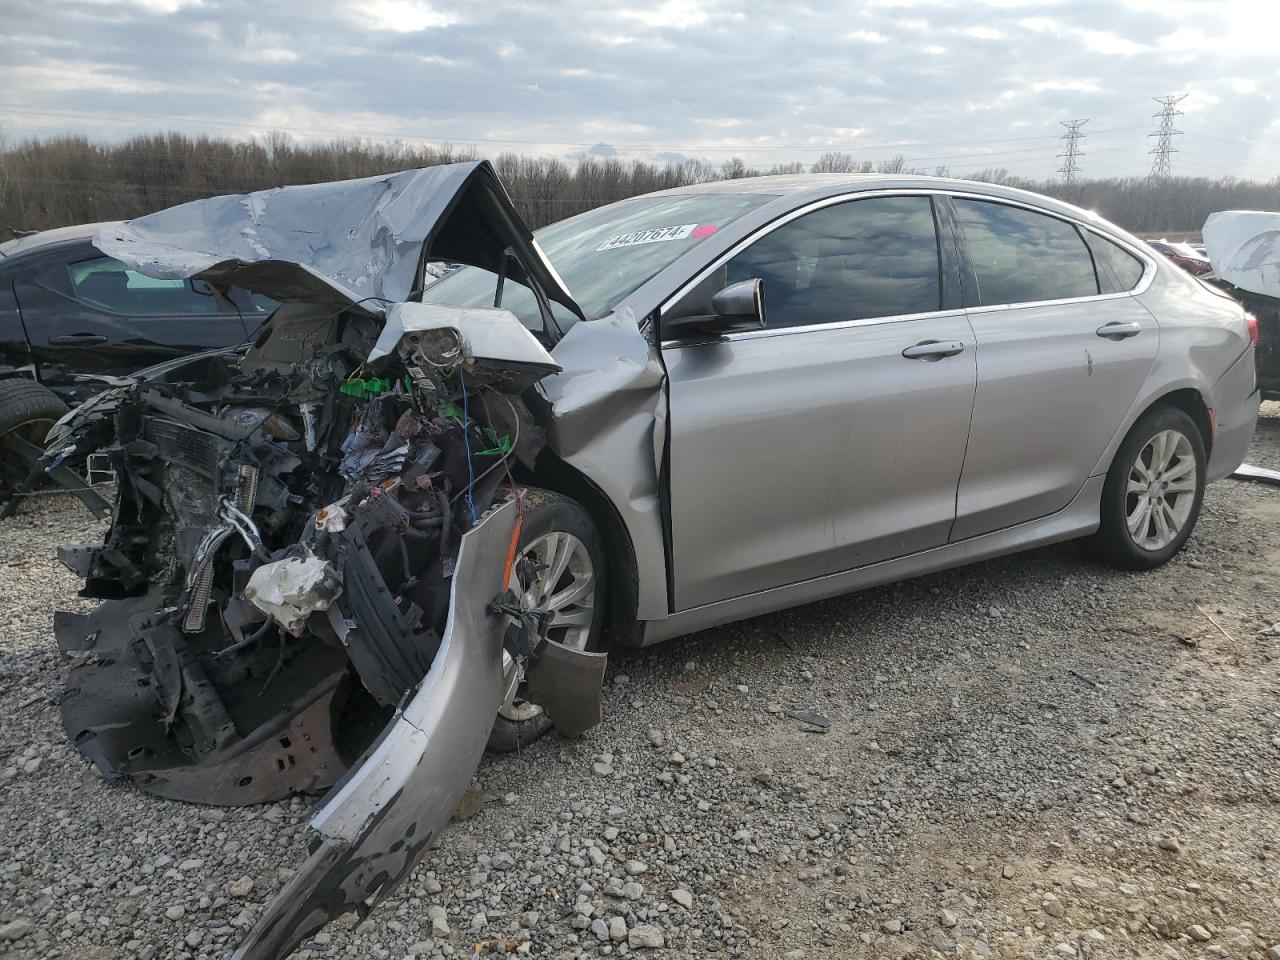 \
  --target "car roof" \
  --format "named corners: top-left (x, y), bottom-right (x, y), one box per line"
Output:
top-left (647, 171), bottom-right (1078, 210)
top-left (0, 221), bottom-right (119, 259)
top-left (644, 172), bottom-right (1136, 242)
top-left (647, 173), bottom-right (889, 196)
